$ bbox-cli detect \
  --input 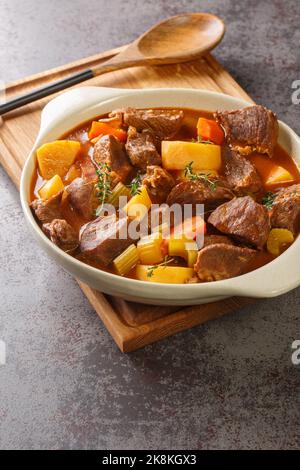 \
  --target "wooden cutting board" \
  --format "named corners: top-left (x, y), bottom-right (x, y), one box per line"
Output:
top-left (0, 45), bottom-right (257, 352)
